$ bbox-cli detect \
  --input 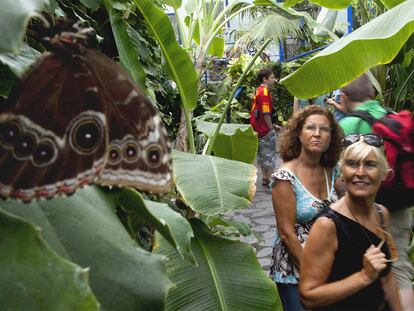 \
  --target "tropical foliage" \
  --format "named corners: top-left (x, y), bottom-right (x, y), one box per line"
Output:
top-left (0, 0), bottom-right (280, 310)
